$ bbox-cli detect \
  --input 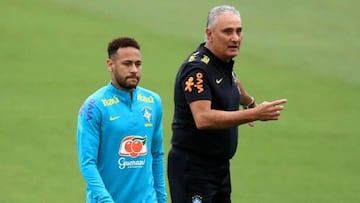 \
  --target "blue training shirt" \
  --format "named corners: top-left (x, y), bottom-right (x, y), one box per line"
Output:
top-left (77, 82), bottom-right (167, 203)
